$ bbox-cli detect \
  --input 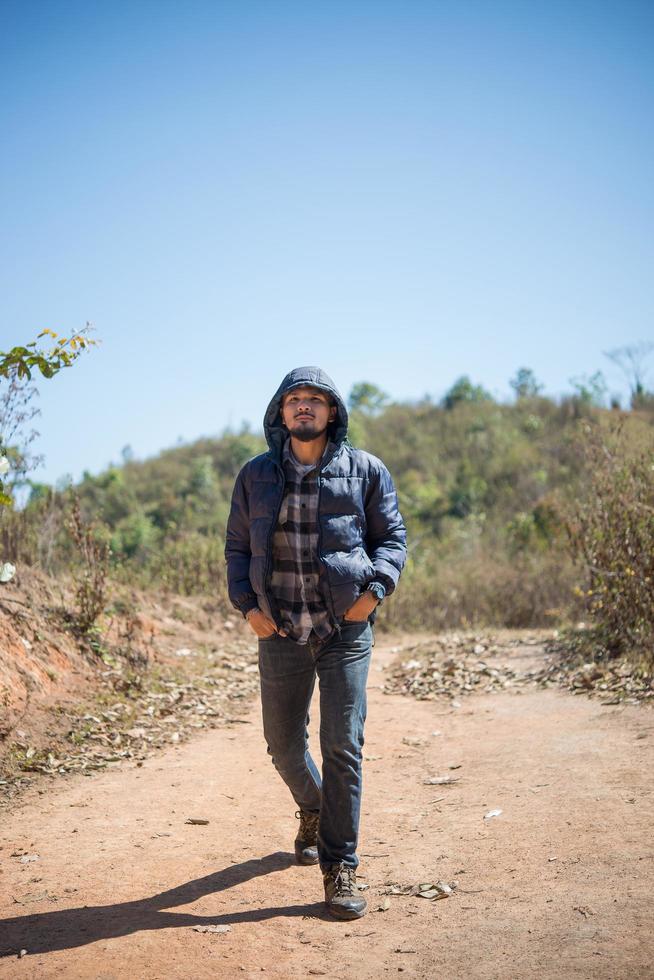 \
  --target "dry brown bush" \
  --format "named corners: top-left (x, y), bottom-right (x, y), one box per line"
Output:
top-left (565, 418), bottom-right (654, 666)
